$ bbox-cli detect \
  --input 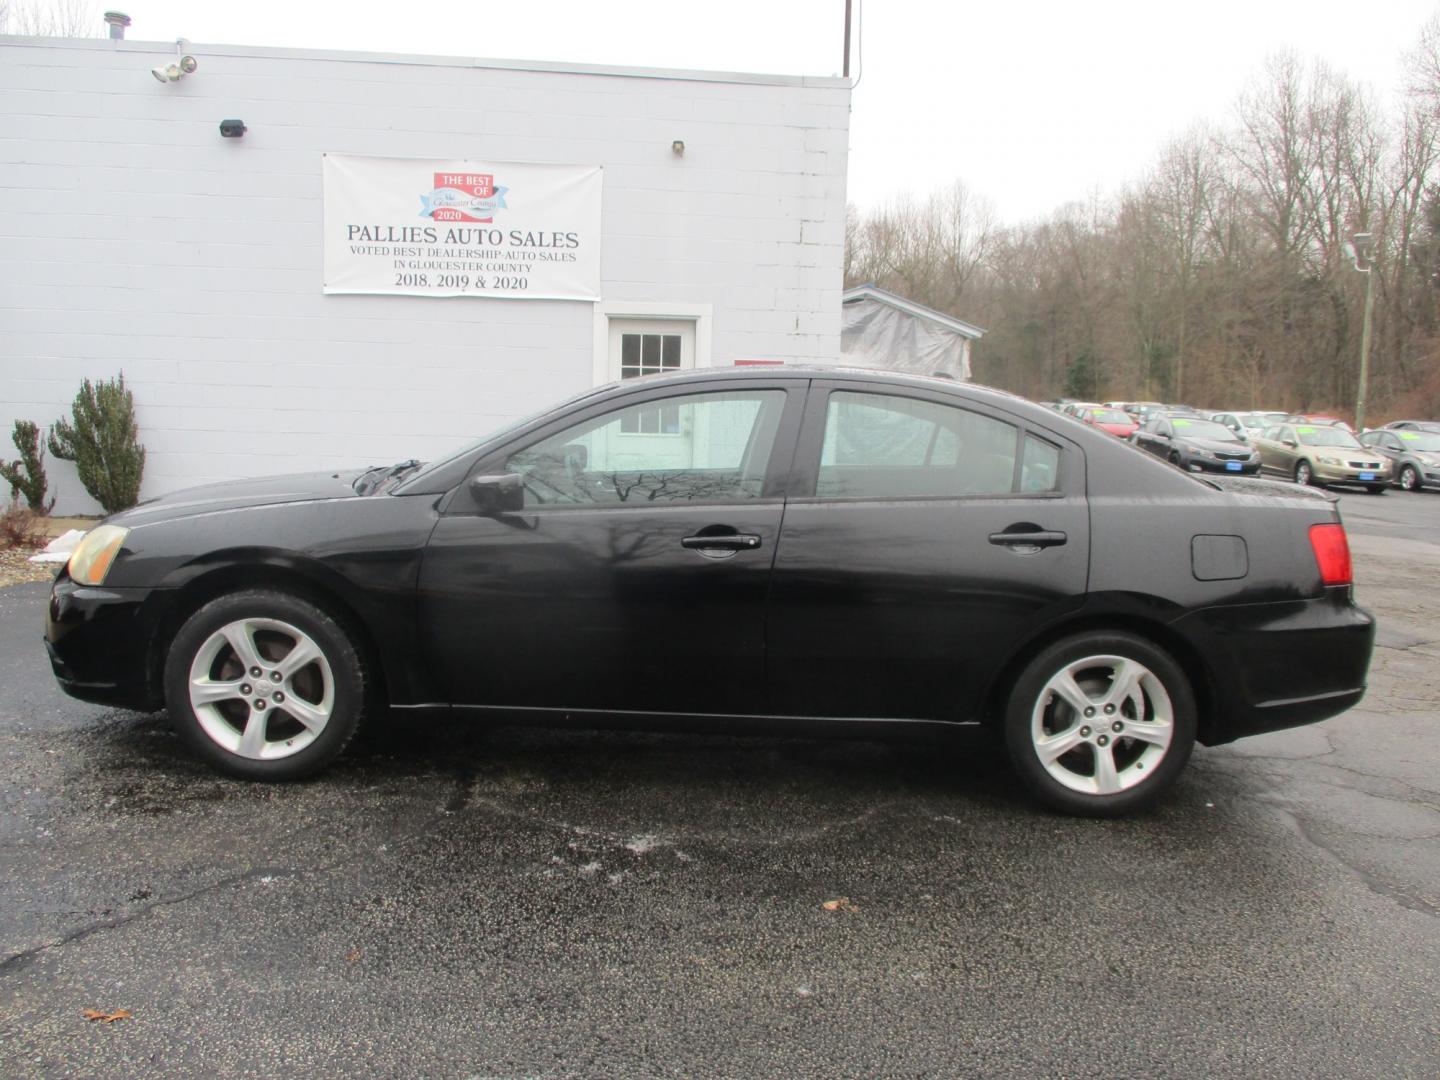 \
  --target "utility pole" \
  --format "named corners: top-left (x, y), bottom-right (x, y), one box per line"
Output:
top-left (1350, 233), bottom-right (1376, 431)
